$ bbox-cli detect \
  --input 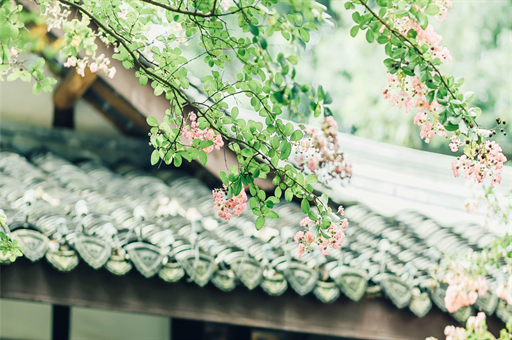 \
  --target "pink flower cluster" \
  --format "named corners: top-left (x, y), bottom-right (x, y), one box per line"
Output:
top-left (294, 205), bottom-right (348, 258)
top-left (212, 187), bottom-right (247, 220)
top-left (381, 6), bottom-right (506, 187)
top-left (221, 0), bottom-right (230, 11)
top-left (444, 325), bottom-right (467, 340)
top-left (414, 112), bottom-right (447, 143)
top-left (383, 74), bottom-right (447, 143)
top-left (381, 9), bottom-right (453, 143)
top-left (451, 141), bottom-right (507, 187)
top-left (444, 268), bottom-right (488, 313)
top-left (496, 276), bottom-right (512, 305)
top-left (466, 312), bottom-right (486, 333)
top-left (431, 0), bottom-right (453, 23)
top-left (410, 21), bottom-right (452, 62)
top-left (181, 112), bottom-right (224, 154)
top-left (64, 55), bottom-right (116, 79)
top-left (295, 116), bottom-right (352, 184)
